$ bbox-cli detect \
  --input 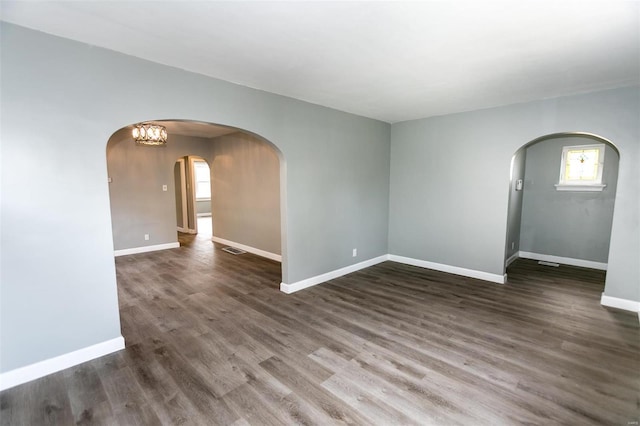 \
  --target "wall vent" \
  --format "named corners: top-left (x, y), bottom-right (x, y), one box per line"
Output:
top-left (222, 246), bottom-right (246, 255)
